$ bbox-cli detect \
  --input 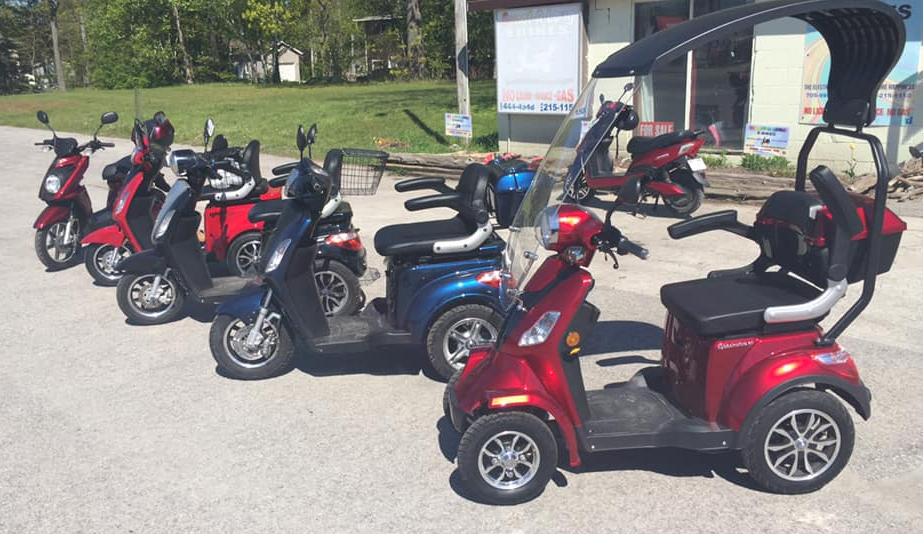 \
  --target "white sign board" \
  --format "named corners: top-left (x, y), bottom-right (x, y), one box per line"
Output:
top-left (445, 113), bottom-right (472, 138)
top-left (495, 3), bottom-right (582, 115)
